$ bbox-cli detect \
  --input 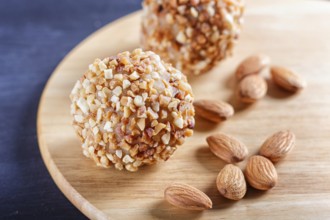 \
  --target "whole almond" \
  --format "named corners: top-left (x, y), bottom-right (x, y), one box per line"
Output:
top-left (216, 164), bottom-right (247, 200)
top-left (164, 183), bottom-right (212, 211)
top-left (194, 100), bottom-right (234, 123)
top-left (235, 54), bottom-right (270, 80)
top-left (206, 133), bottom-right (248, 163)
top-left (238, 75), bottom-right (267, 103)
top-left (245, 155), bottom-right (278, 190)
top-left (259, 130), bottom-right (295, 162)
top-left (271, 66), bottom-right (306, 92)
